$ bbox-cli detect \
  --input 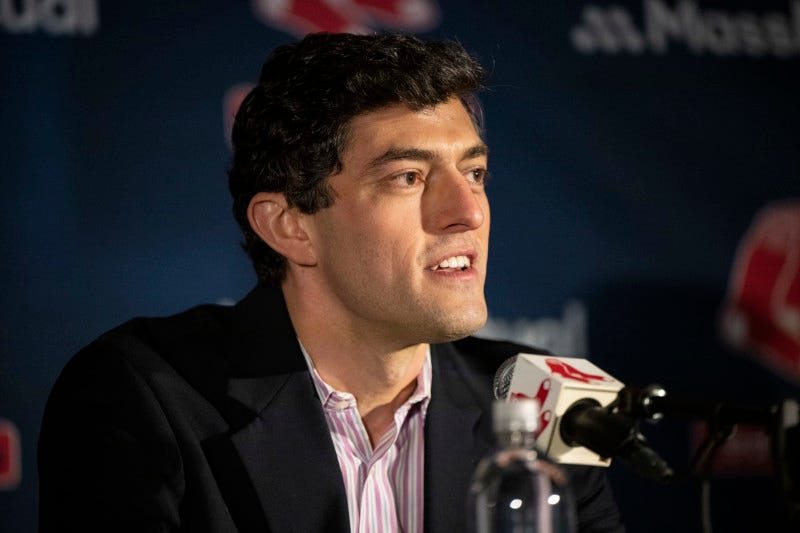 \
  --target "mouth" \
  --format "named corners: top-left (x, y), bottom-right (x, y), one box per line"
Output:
top-left (428, 254), bottom-right (474, 272)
